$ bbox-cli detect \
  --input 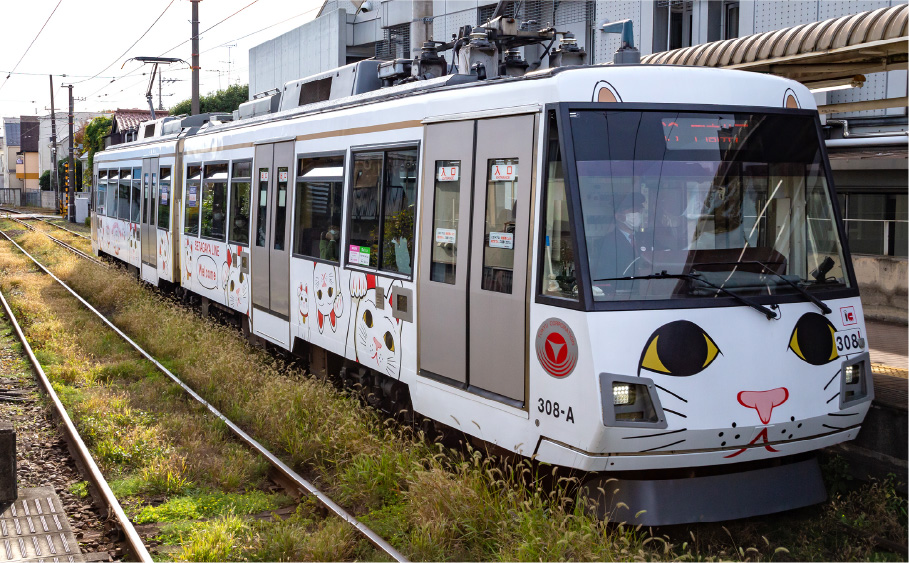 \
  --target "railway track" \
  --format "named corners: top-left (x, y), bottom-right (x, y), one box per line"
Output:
top-left (2, 216), bottom-right (104, 267)
top-left (0, 226), bottom-right (408, 562)
top-left (34, 218), bottom-right (90, 241)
